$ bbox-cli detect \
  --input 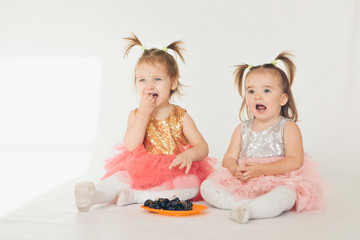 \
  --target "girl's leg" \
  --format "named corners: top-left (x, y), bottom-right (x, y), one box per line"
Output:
top-left (116, 174), bottom-right (200, 206)
top-left (200, 178), bottom-right (251, 209)
top-left (116, 187), bottom-right (199, 206)
top-left (230, 185), bottom-right (296, 224)
top-left (74, 172), bottom-right (131, 212)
